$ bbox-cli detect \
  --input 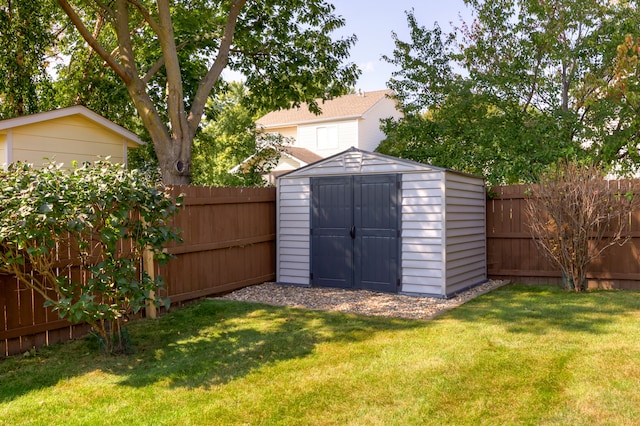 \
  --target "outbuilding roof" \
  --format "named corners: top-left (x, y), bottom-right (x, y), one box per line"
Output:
top-left (278, 147), bottom-right (484, 180)
top-left (256, 89), bottom-right (394, 128)
top-left (0, 105), bottom-right (143, 145)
